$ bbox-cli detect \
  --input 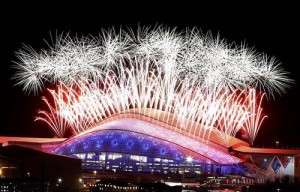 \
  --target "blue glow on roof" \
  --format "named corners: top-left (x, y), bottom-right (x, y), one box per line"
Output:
top-left (52, 130), bottom-right (196, 162)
